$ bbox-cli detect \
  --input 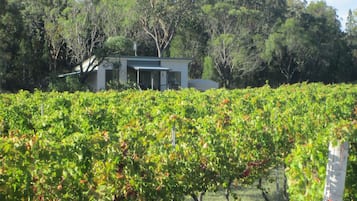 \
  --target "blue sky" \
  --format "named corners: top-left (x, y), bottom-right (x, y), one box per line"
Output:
top-left (307, 0), bottom-right (357, 30)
